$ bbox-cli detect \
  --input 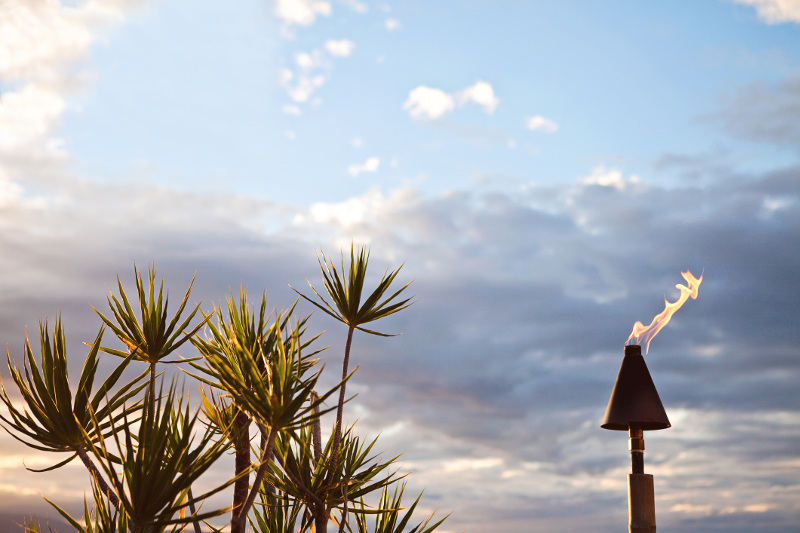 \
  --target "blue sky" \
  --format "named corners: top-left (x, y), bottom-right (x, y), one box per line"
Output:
top-left (1, 1), bottom-right (799, 532)
top-left (56, 0), bottom-right (800, 202)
